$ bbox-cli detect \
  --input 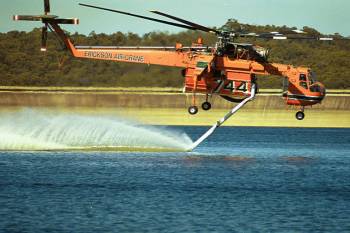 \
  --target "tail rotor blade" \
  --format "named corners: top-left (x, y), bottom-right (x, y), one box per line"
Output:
top-left (13, 15), bottom-right (41, 21)
top-left (55, 18), bottom-right (79, 24)
top-left (44, 0), bottom-right (50, 14)
top-left (41, 25), bottom-right (48, 52)
top-left (14, 0), bottom-right (79, 52)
